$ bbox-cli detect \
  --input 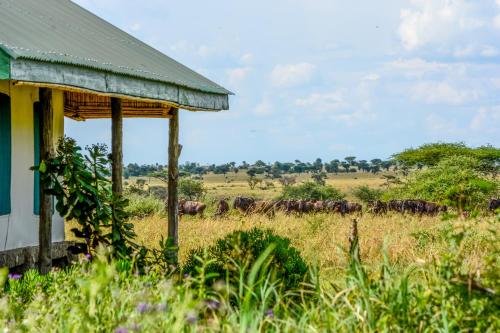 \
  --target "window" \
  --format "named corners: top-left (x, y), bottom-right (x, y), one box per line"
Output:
top-left (0, 93), bottom-right (11, 215)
